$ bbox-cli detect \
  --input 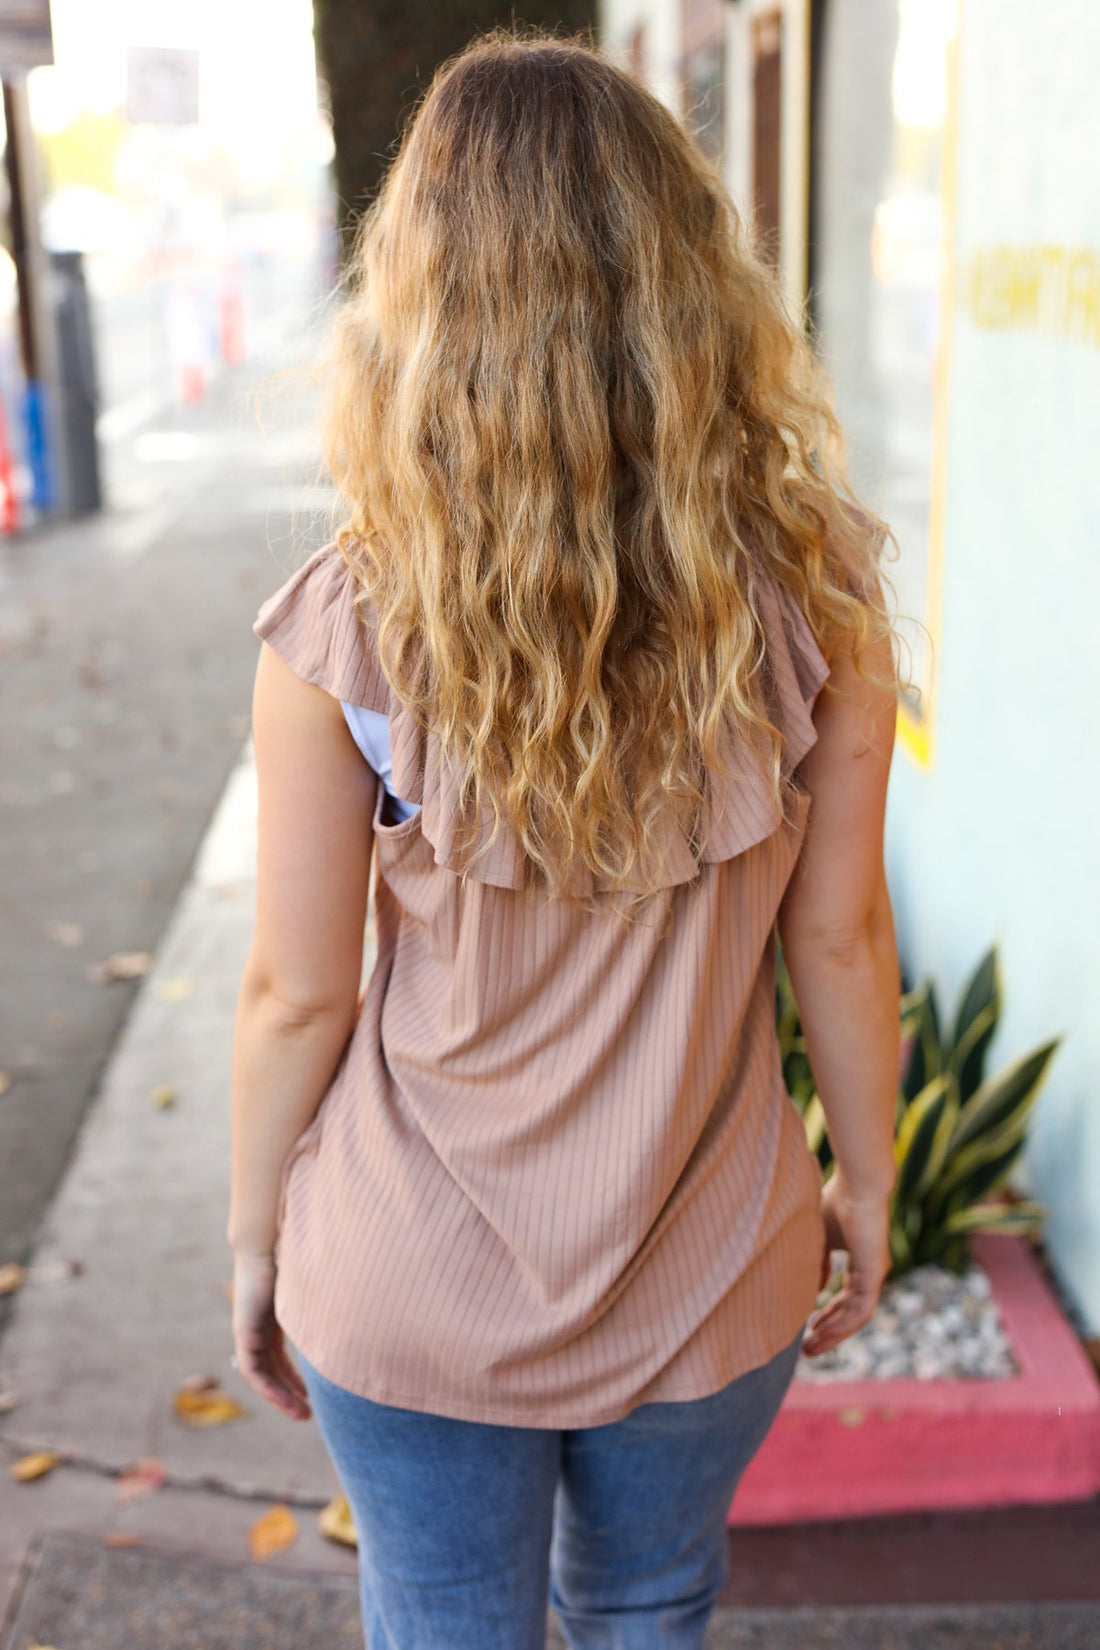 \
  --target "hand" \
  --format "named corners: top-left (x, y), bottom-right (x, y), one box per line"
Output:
top-left (230, 1250), bottom-right (312, 1421)
top-left (802, 1167), bottom-right (891, 1357)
